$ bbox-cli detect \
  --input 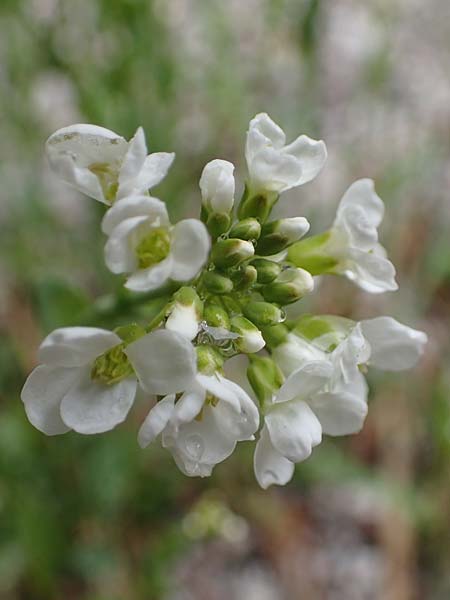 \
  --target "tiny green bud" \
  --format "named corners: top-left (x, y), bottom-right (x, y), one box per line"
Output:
top-left (196, 344), bottom-right (224, 375)
top-left (251, 258), bottom-right (281, 284)
top-left (287, 231), bottom-right (339, 275)
top-left (247, 356), bottom-right (284, 406)
top-left (262, 267), bottom-right (314, 305)
top-left (230, 316), bottom-right (265, 353)
top-left (243, 301), bottom-right (284, 327)
top-left (204, 299), bottom-right (231, 329)
top-left (211, 238), bottom-right (255, 269)
top-left (256, 217), bottom-right (310, 255)
top-left (231, 264), bottom-right (258, 291)
top-left (206, 212), bottom-right (231, 238)
top-left (229, 218), bottom-right (261, 241)
top-left (202, 271), bottom-right (234, 294)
